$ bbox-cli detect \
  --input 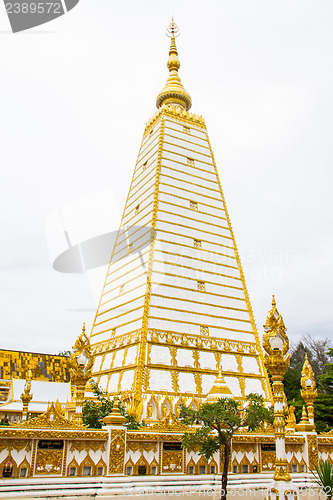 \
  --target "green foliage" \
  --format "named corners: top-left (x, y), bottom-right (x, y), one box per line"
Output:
top-left (180, 394), bottom-right (273, 500)
top-left (312, 459), bottom-right (333, 500)
top-left (320, 349), bottom-right (333, 392)
top-left (58, 350), bottom-right (71, 357)
top-left (180, 394), bottom-right (273, 457)
top-left (283, 336), bottom-right (333, 432)
top-left (316, 348), bottom-right (333, 433)
top-left (82, 381), bottom-right (142, 430)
